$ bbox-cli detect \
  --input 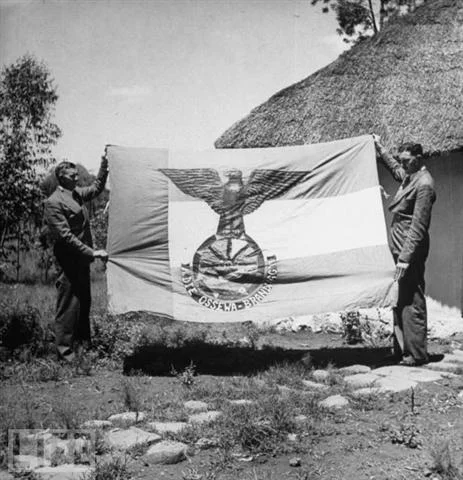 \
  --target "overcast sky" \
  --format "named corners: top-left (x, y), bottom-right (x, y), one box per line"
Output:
top-left (0, 0), bottom-right (347, 171)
